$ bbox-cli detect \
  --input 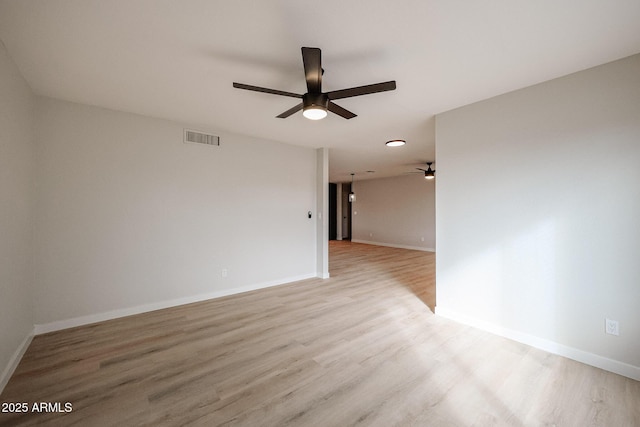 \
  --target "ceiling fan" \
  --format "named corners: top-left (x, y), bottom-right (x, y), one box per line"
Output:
top-left (233, 47), bottom-right (396, 120)
top-left (416, 162), bottom-right (436, 180)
